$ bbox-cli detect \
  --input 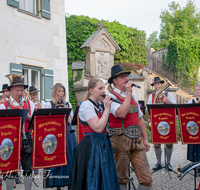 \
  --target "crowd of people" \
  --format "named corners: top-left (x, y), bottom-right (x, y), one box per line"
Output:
top-left (0, 64), bottom-right (199, 190)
